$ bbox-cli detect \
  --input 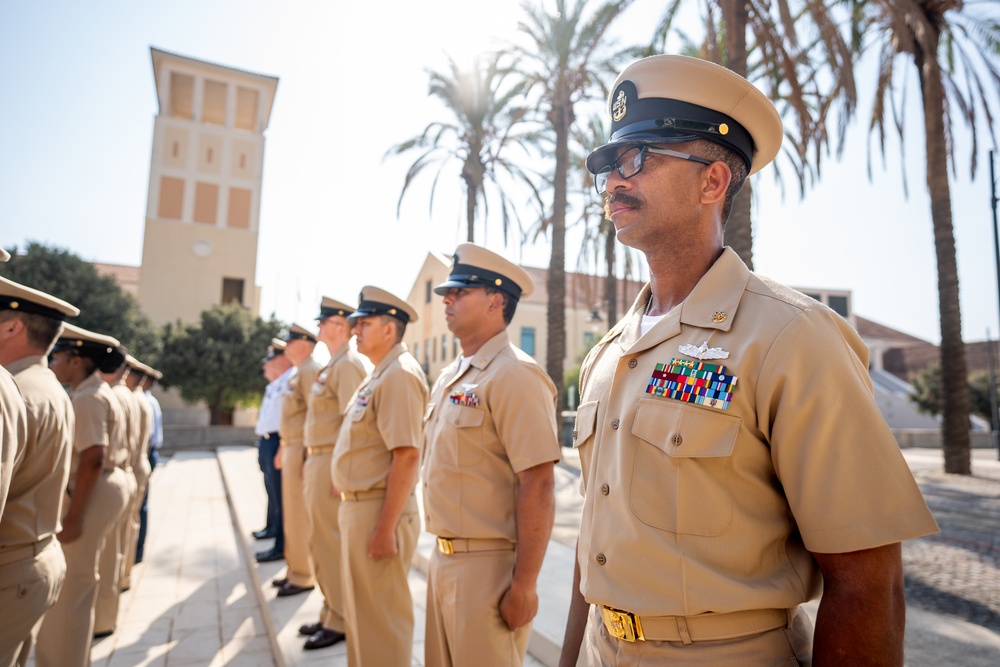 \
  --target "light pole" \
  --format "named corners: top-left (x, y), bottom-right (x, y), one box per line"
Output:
top-left (991, 150), bottom-right (1000, 459)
